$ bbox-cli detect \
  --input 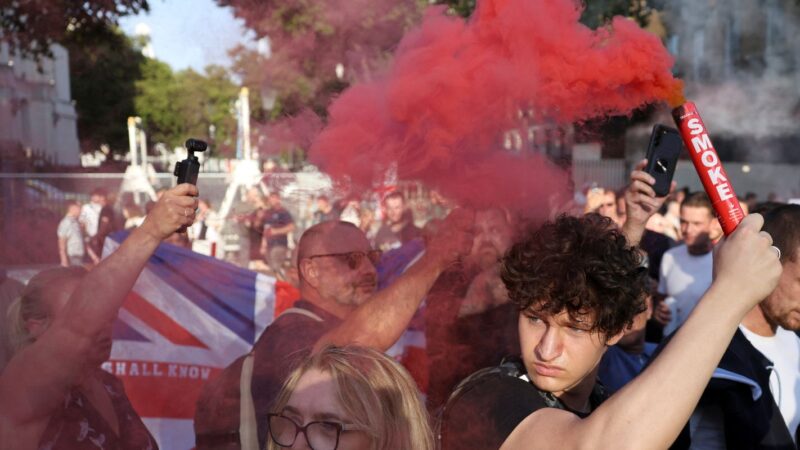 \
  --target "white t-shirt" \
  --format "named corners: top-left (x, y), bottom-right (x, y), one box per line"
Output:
top-left (658, 244), bottom-right (714, 335)
top-left (79, 202), bottom-right (102, 237)
top-left (740, 325), bottom-right (800, 439)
